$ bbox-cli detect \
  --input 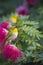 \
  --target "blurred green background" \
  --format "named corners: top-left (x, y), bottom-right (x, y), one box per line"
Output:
top-left (0, 0), bottom-right (23, 15)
